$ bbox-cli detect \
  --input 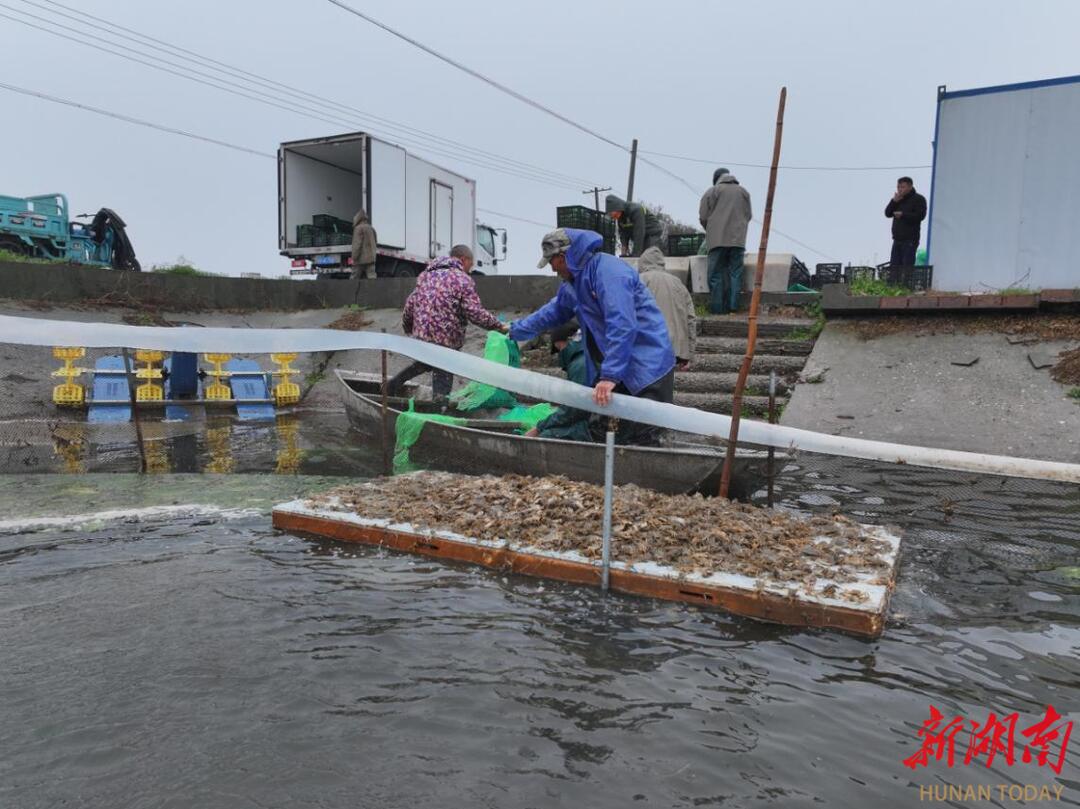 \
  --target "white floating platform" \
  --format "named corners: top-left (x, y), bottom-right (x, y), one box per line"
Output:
top-left (272, 495), bottom-right (902, 638)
